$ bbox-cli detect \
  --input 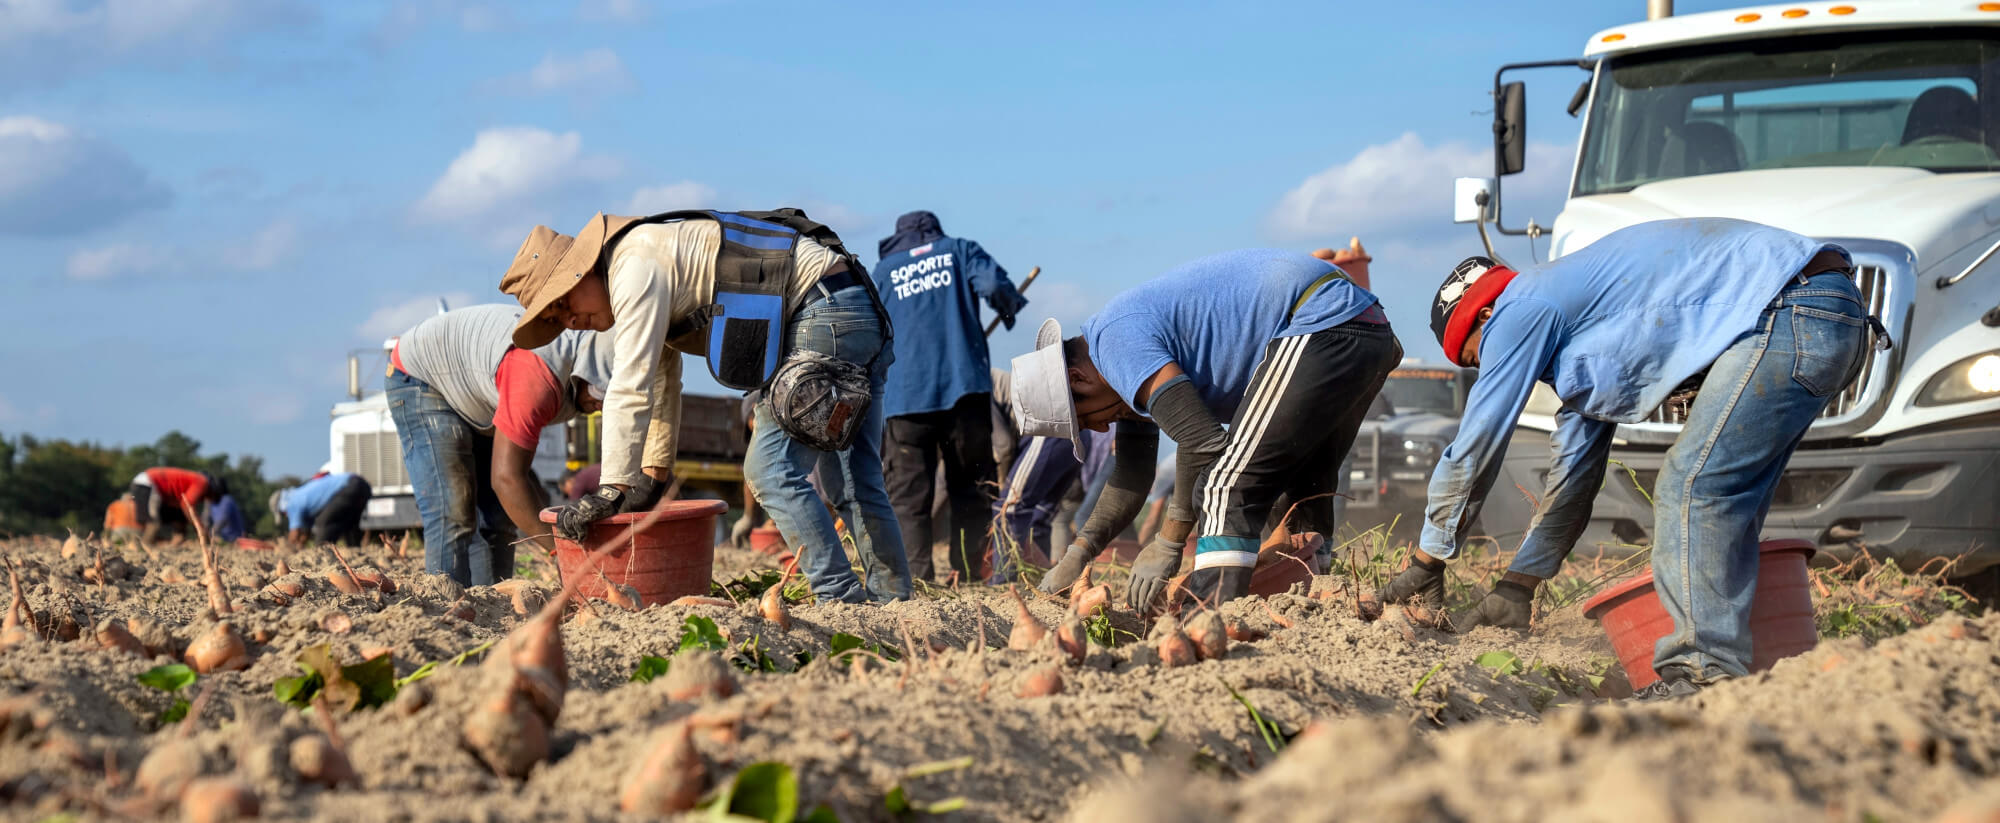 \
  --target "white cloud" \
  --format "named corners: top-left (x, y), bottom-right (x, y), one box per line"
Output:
top-left (578, 0), bottom-right (647, 22)
top-left (0, 0), bottom-right (314, 89)
top-left (65, 242), bottom-right (173, 280)
top-left (414, 127), bottom-right (618, 226)
top-left (369, 0), bottom-right (507, 48)
top-left (226, 218), bottom-right (301, 270)
top-left (0, 116), bottom-right (170, 235)
top-left (357, 291), bottom-right (478, 341)
top-left (1267, 132), bottom-right (1569, 240)
top-left (504, 48), bottom-right (635, 97)
top-left (625, 181), bottom-right (716, 214)
top-left (65, 217), bottom-right (300, 280)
